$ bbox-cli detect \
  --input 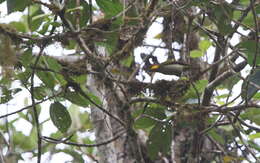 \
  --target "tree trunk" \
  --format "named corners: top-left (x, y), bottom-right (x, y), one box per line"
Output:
top-left (87, 47), bottom-right (145, 163)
